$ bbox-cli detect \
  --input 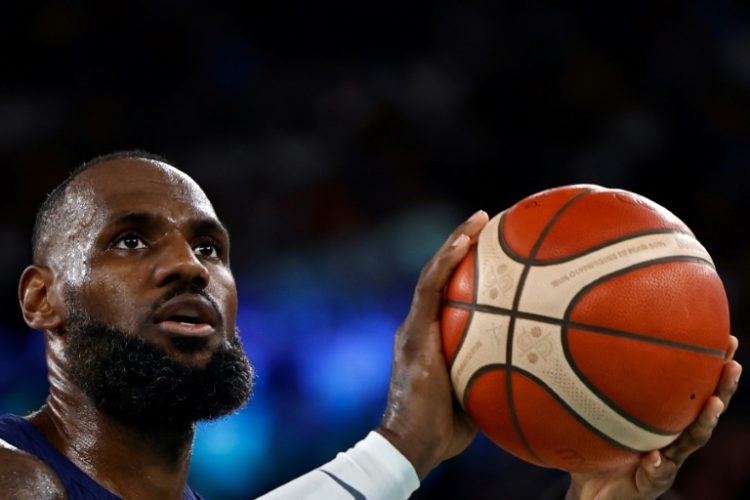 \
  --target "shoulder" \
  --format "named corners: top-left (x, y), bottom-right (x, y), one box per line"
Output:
top-left (0, 437), bottom-right (67, 499)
